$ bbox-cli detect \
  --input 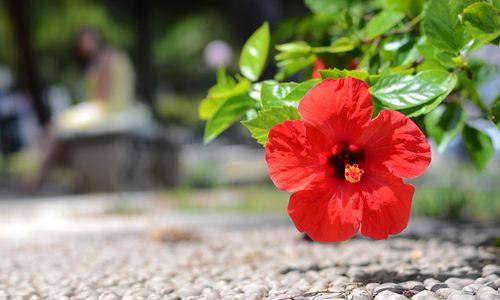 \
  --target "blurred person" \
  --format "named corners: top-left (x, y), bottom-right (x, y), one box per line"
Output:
top-left (27, 27), bottom-right (150, 190)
